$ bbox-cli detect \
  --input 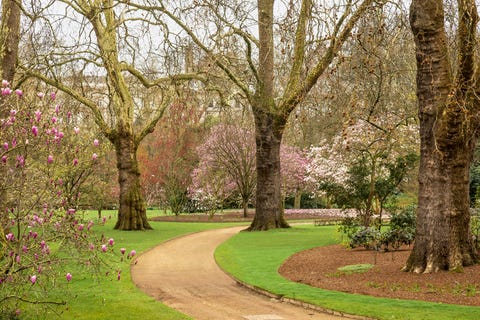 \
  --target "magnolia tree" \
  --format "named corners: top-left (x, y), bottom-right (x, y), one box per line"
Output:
top-left (0, 83), bottom-right (133, 317)
top-left (307, 119), bottom-right (418, 226)
top-left (280, 145), bottom-right (313, 209)
top-left (190, 124), bottom-right (312, 216)
top-left (189, 124), bottom-right (251, 216)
